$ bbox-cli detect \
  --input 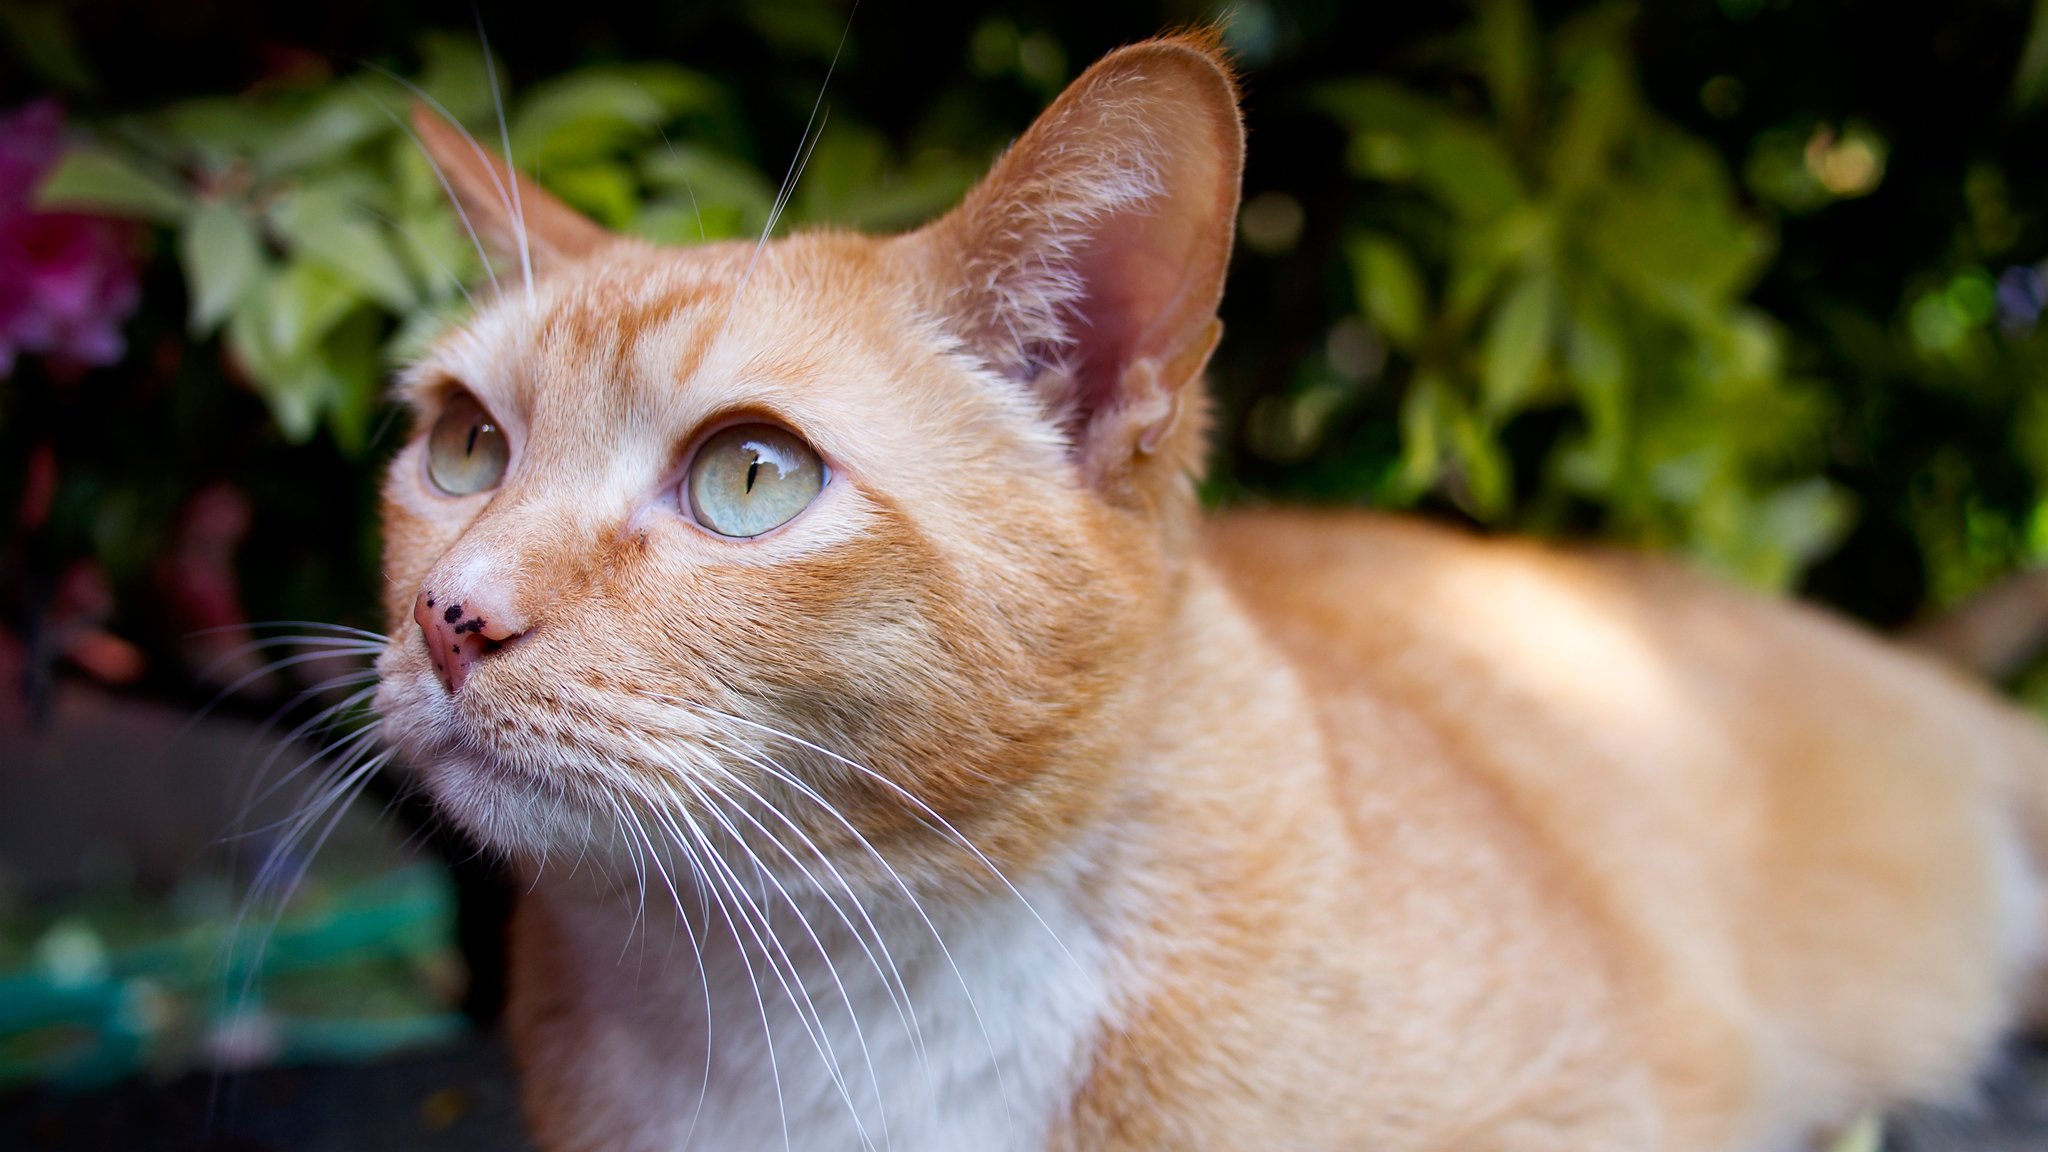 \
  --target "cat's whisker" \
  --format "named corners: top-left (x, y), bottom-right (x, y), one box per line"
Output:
top-left (738, 105), bottom-right (828, 301)
top-left (222, 661), bottom-right (380, 790)
top-left (634, 783), bottom-right (794, 1152)
top-left (628, 692), bottom-right (1015, 1119)
top-left (603, 792), bottom-right (718, 1151)
top-left (703, 706), bottom-right (1085, 979)
top-left (730, 0), bottom-right (858, 308)
top-left (704, 734), bottom-right (993, 1119)
top-left (697, 735), bottom-right (934, 1091)
top-left (473, 15), bottom-right (533, 300)
top-left (230, 723), bottom-right (388, 845)
top-left (366, 202), bottom-right (478, 312)
top-left (647, 774), bottom-right (872, 1139)
top-left (640, 775), bottom-right (879, 1152)
top-left (193, 643), bottom-right (384, 724)
top-left (230, 682), bottom-right (382, 834)
top-left (605, 794), bottom-right (655, 963)
top-left (355, 67), bottom-right (504, 295)
top-left (225, 747), bottom-right (393, 1029)
top-left (666, 758), bottom-right (897, 1150)
top-left (203, 620), bottom-right (389, 642)
top-left (650, 122), bottom-right (708, 246)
